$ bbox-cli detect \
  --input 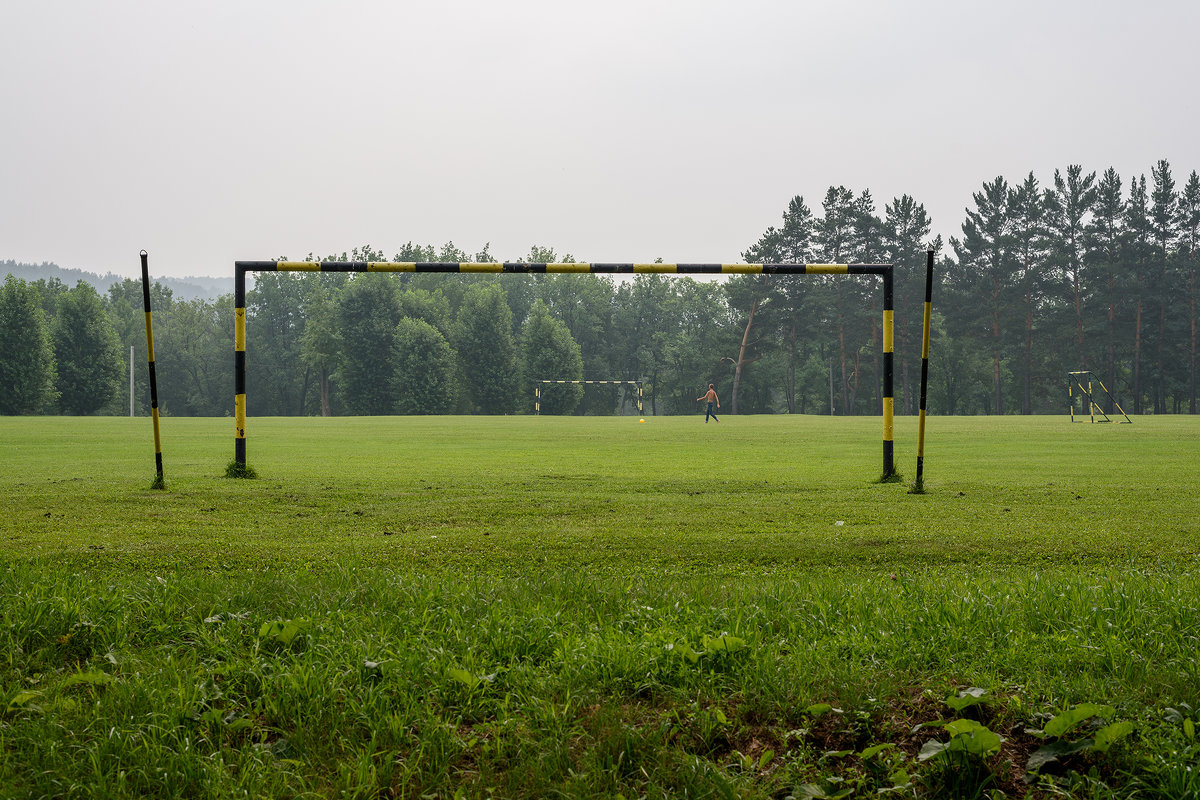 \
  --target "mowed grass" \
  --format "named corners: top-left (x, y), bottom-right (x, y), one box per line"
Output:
top-left (3, 414), bottom-right (1200, 798)
top-left (4, 414), bottom-right (1197, 572)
